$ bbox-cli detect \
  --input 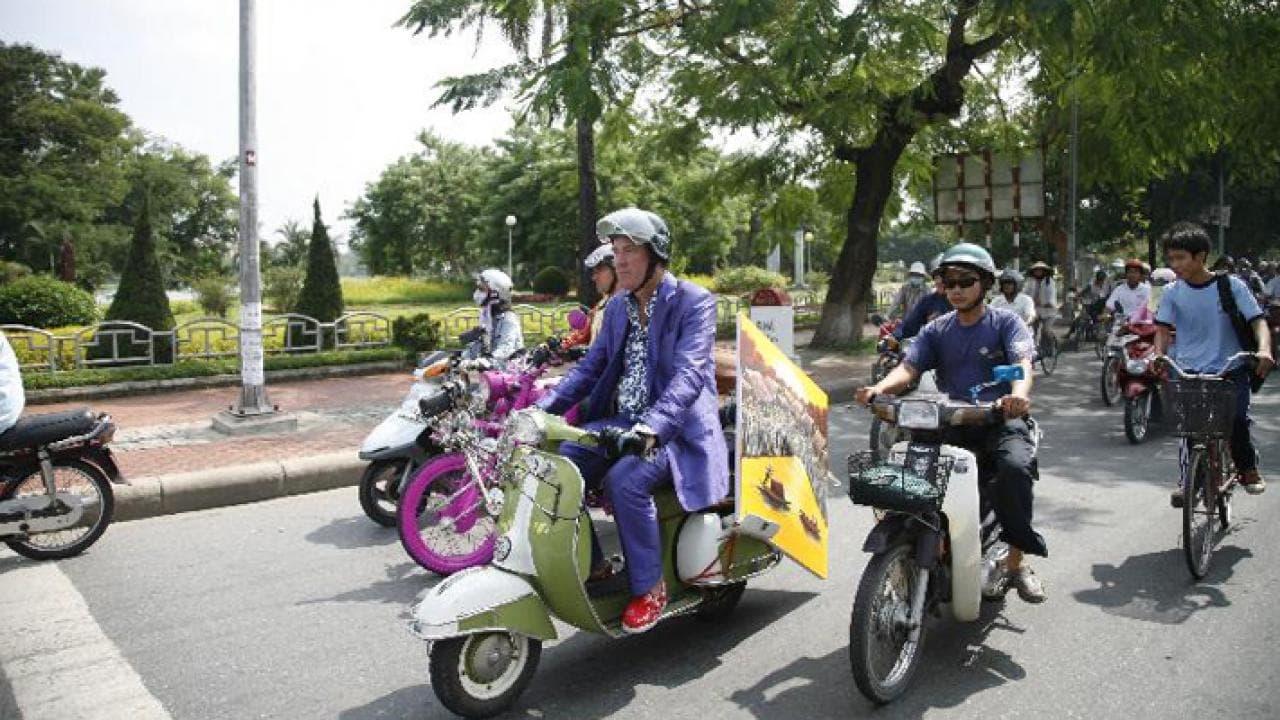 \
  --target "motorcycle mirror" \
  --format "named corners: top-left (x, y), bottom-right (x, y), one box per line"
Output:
top-left (568, 309), bottom-right (589, 331)
top-left (992, 365), bottom-right (1024, 383)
